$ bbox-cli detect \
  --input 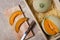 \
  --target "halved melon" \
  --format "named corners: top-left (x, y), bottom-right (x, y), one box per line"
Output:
top-left (41, 16), bottom-right (60, 35)
top-left (33, 0), bottom-right (51, 12)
